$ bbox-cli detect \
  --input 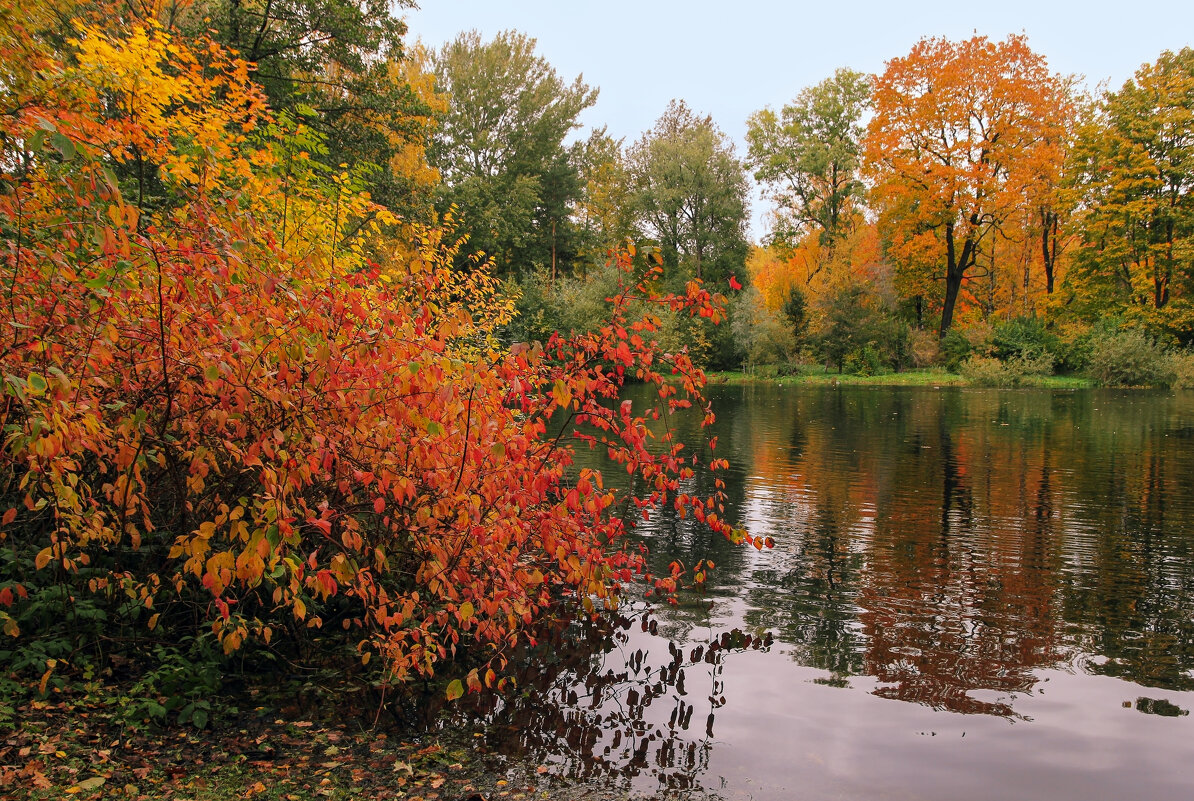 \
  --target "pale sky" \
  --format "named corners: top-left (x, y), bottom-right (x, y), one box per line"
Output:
top-left (402, 1), bottom-right (1194, 239)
